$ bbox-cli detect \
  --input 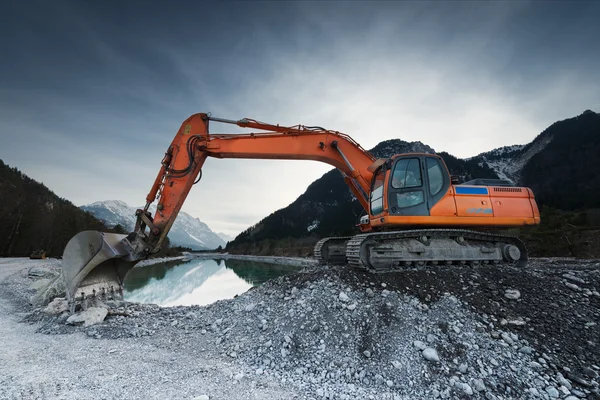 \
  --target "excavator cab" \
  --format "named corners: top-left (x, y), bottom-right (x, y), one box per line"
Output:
top-left (370, 154), bottom-right (450, 219)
